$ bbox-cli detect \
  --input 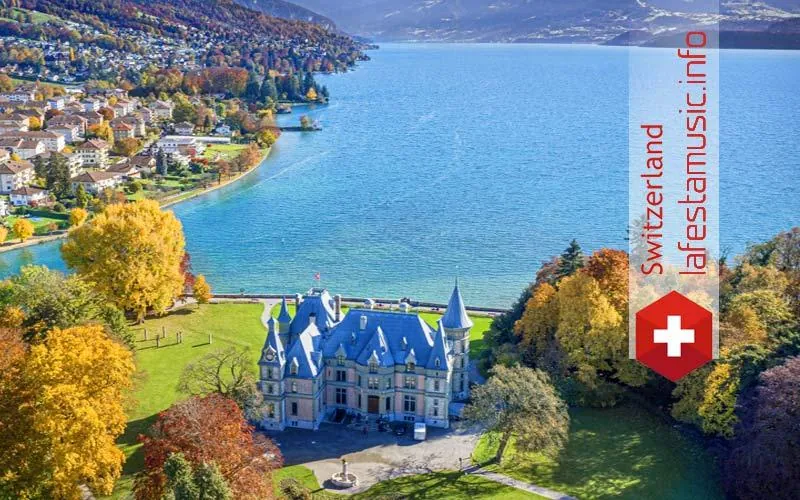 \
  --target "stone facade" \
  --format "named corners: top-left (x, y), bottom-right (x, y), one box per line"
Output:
top-left (258, 285), bottom-right (472, 431)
